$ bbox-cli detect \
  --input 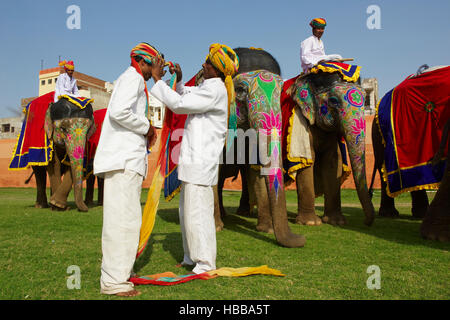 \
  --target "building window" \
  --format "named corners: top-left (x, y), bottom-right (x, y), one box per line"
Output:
top-left (41, 80), bottom-right (45, 85)
top-left (48, 79), bottom-right (52, 84)
top-left (55, 78), bottom-right (58, 83)
top-left (11, 127), bottom-right (15, 133)
top-left (2, 124), bottom-right (11, 133)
